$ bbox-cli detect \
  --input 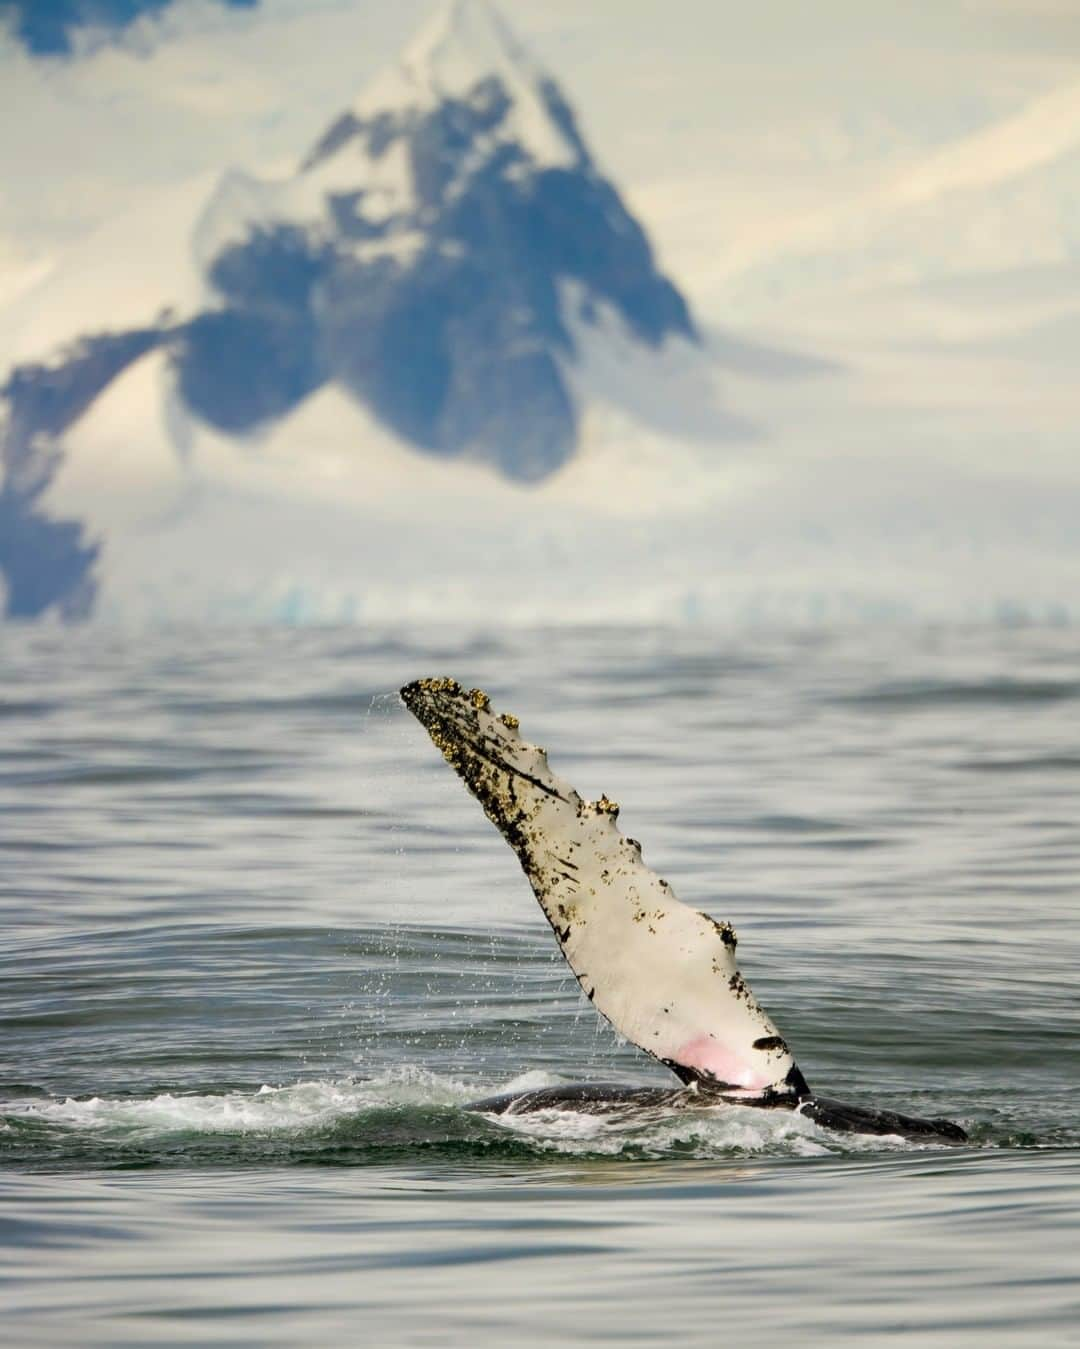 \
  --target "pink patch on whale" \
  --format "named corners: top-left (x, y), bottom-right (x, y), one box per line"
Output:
top-left (673, 1036), bottom-right (773, 1091)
